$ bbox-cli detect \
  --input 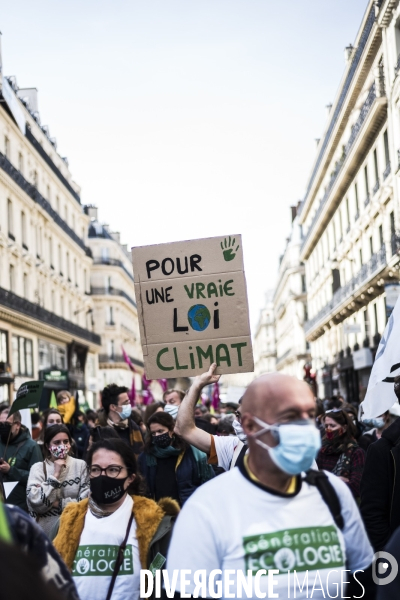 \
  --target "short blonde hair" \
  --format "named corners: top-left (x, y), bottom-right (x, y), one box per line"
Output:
top-left (56, 390), bottom-right (71, 404)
